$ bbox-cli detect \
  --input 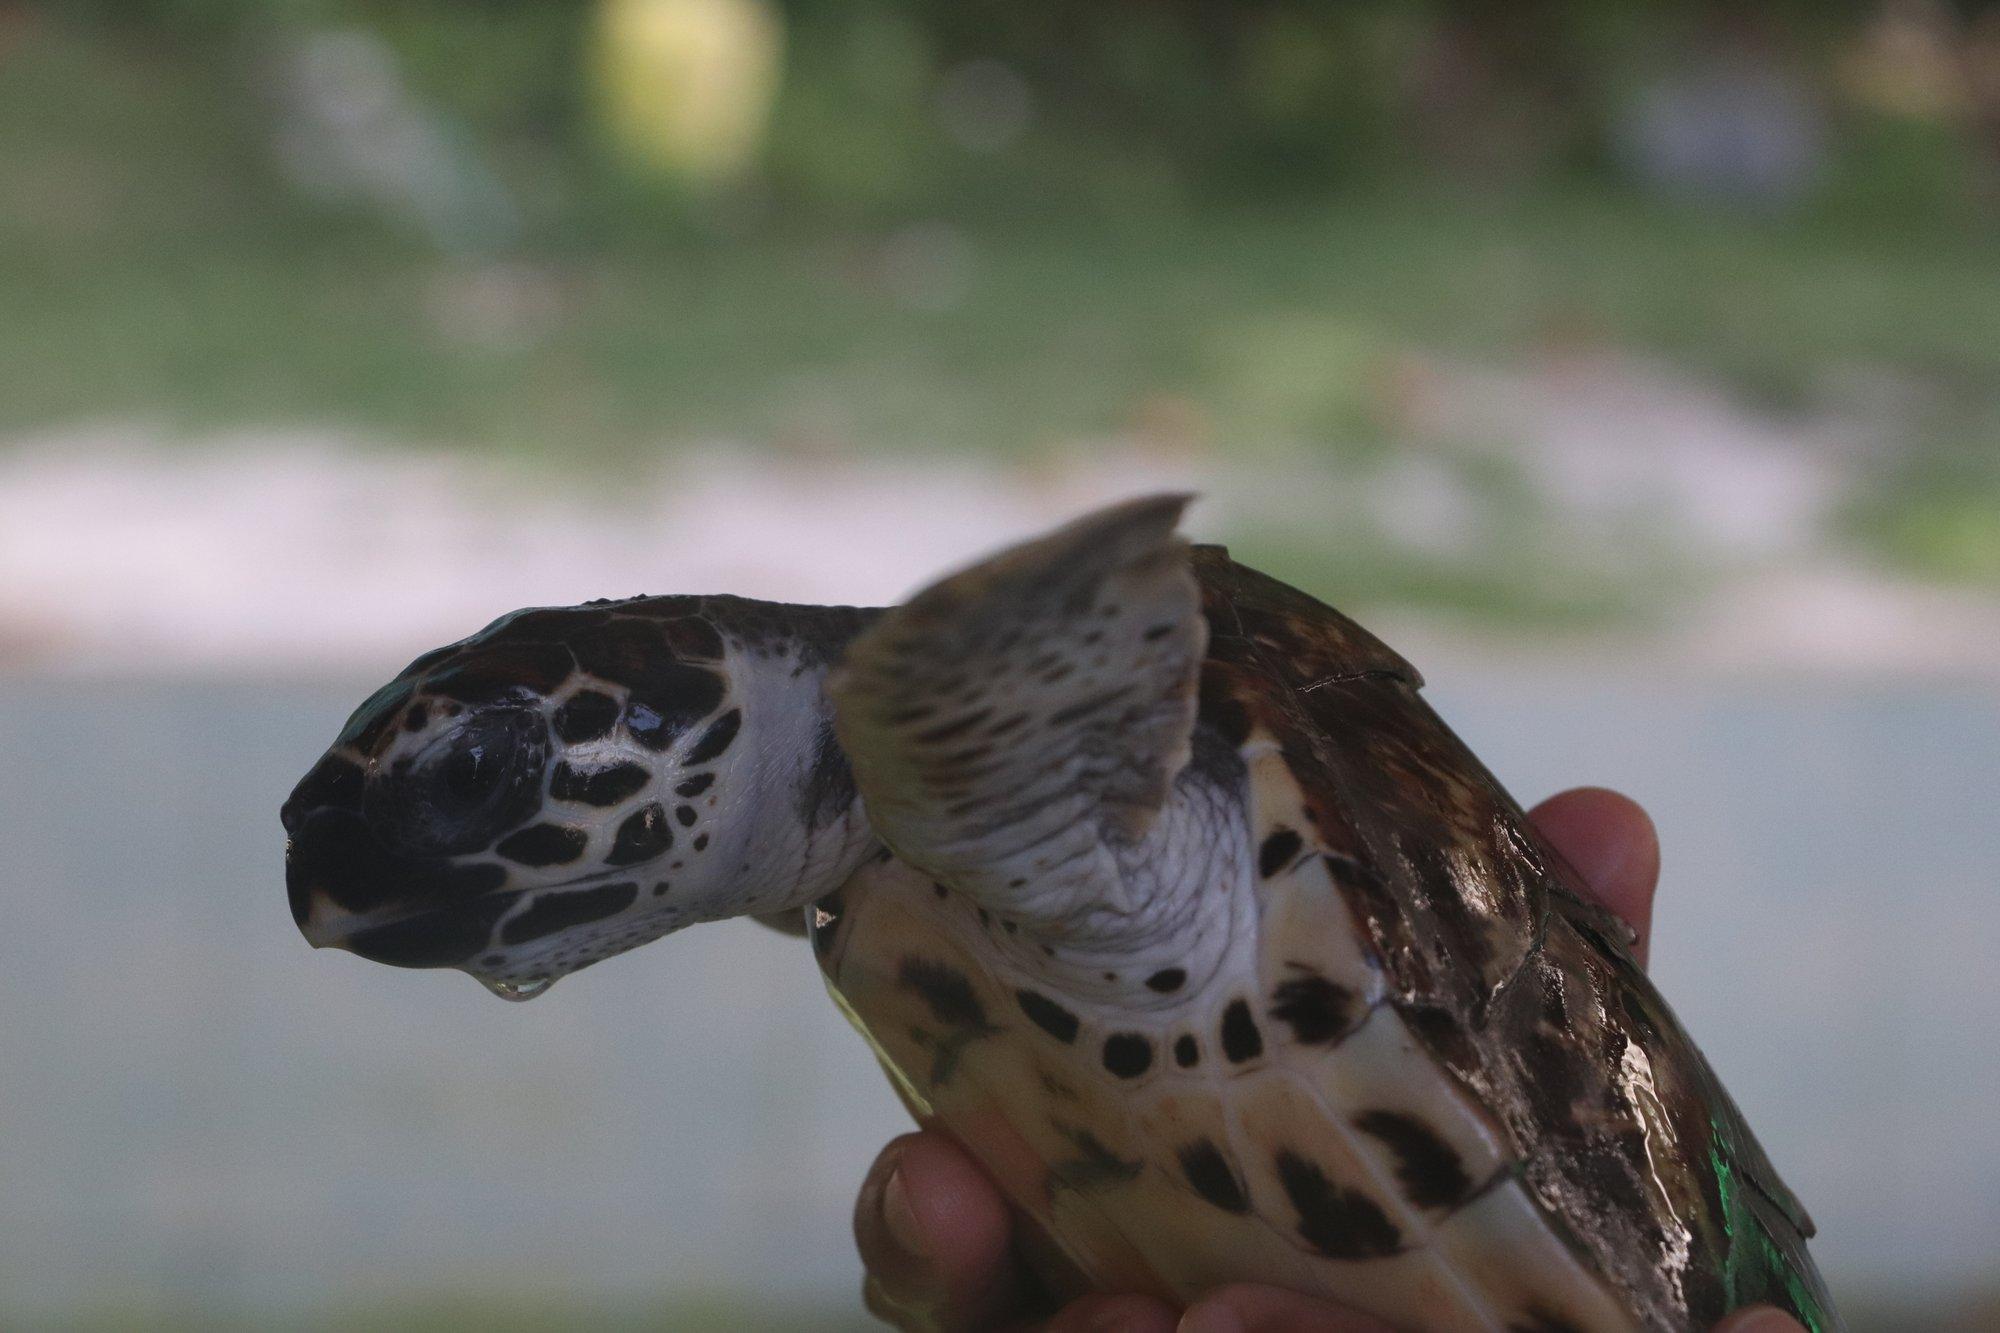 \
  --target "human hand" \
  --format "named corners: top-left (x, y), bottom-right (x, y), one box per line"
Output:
top-left (851, 787), bottom-right (1803, 1333)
